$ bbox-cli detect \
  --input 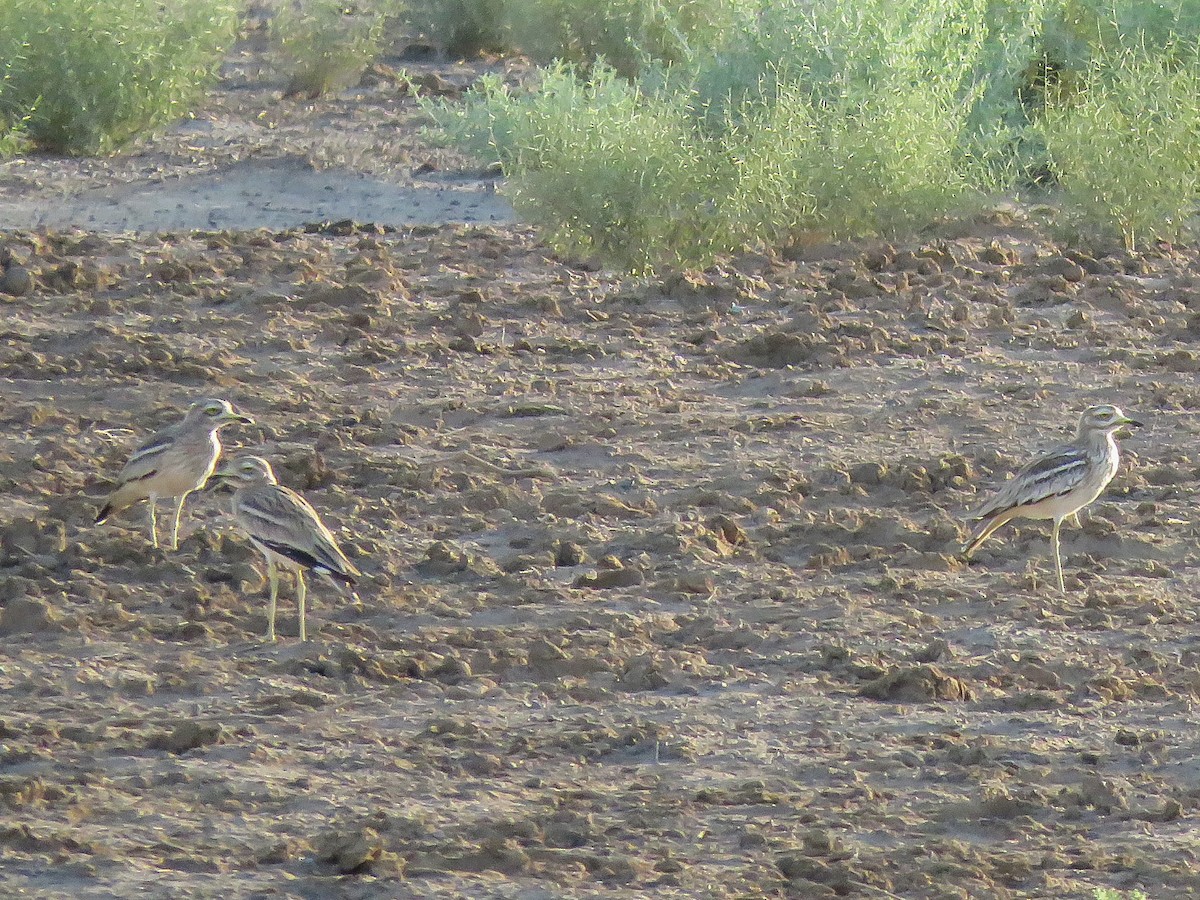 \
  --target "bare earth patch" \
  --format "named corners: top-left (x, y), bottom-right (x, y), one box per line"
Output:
top-left (2, 19), bottom-right (1200, 900)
